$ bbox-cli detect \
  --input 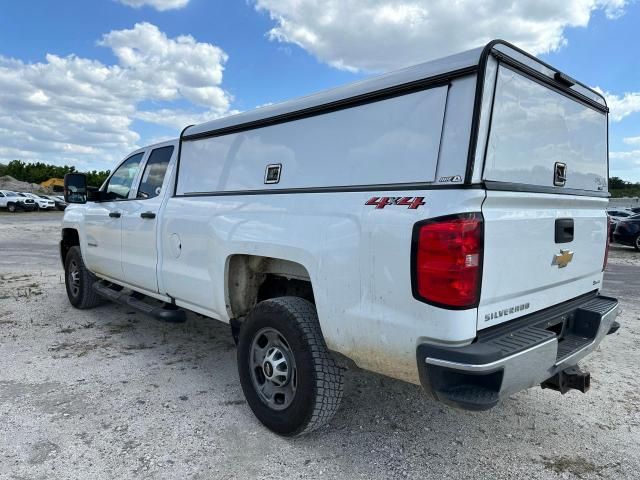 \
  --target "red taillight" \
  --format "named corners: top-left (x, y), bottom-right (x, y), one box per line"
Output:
top-left (412, 213), bottom-right (483, 309)
top-left (603, 217), bottom-right (610, 272)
